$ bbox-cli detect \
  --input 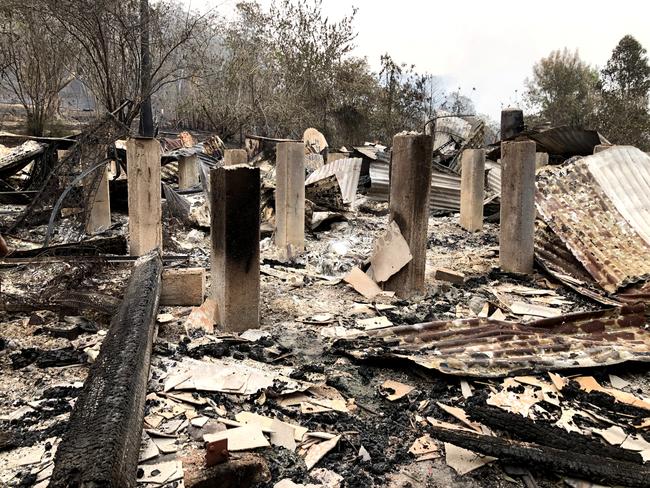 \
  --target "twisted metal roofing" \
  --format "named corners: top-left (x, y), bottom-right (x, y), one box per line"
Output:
top-left (536, 147), bottom-right (650, 293)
